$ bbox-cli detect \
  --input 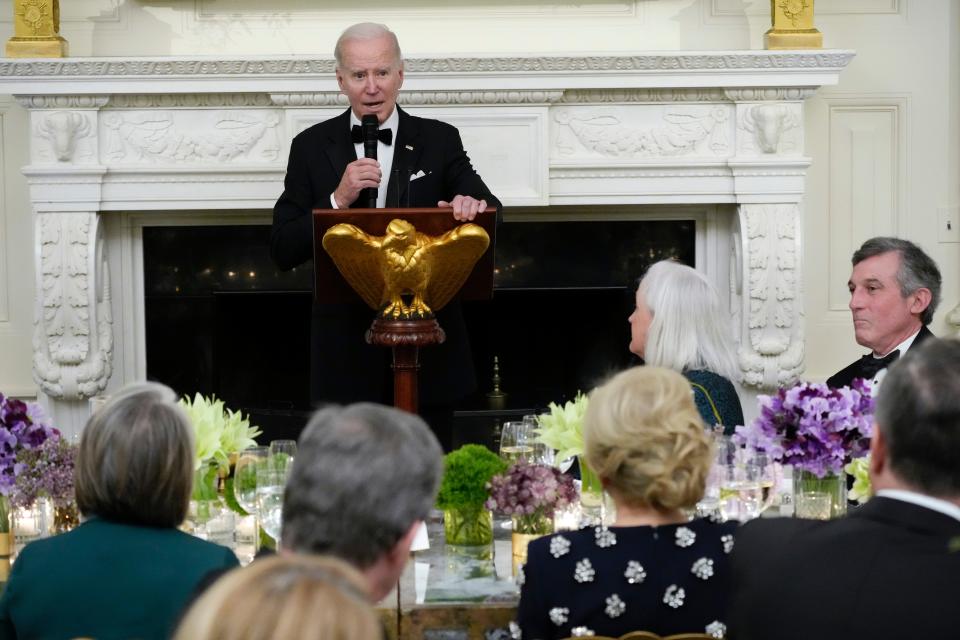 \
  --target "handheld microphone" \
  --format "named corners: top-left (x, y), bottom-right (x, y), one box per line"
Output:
top-left (361, 114), bottom-right (379, 208)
